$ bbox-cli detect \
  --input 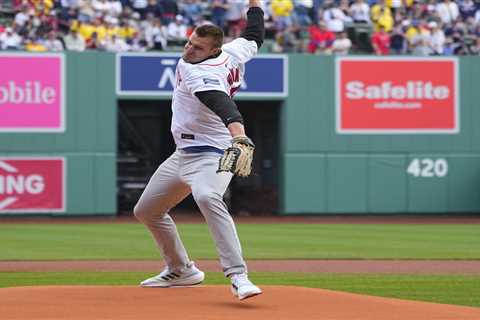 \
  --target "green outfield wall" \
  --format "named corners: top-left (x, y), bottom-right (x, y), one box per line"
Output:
top-left (1, 52), bottom-right (479, 215)
top-left (282, 55), bottom-right (480, 214)
top-left (0, 52), bottom-right (117, 215)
